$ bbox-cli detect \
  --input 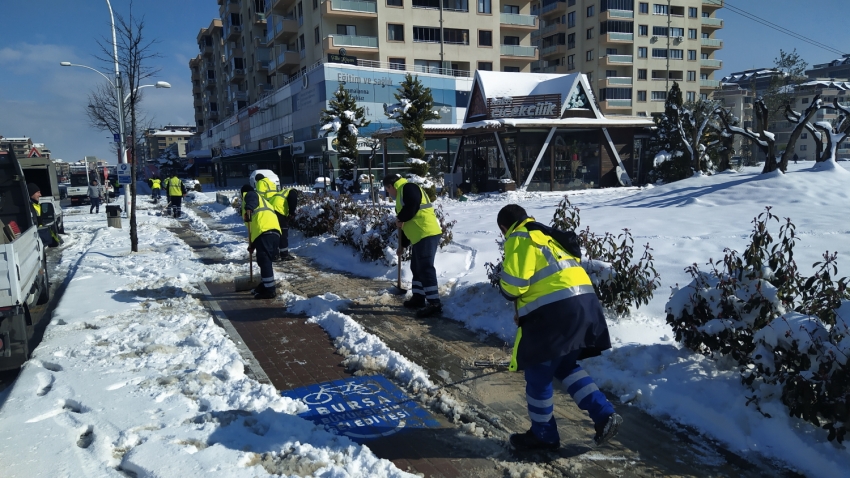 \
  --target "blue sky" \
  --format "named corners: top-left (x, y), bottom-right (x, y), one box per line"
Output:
top-left (0, 0), bottom-right (847, 164)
